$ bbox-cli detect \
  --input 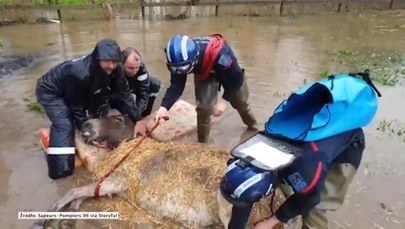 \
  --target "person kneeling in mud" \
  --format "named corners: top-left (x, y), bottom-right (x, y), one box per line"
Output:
top-left (35, 39), bottom-right (147, 180)
top-left (109, 47), bottom-right (161, 117)
top-left (219, 71), bottom-right (381, 228)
